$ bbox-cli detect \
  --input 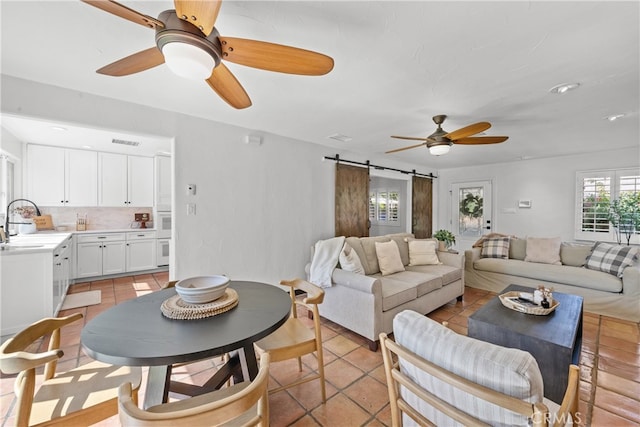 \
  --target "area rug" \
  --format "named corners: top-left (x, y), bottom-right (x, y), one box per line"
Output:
top-left (61, 290), bottom-right (102, 310)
